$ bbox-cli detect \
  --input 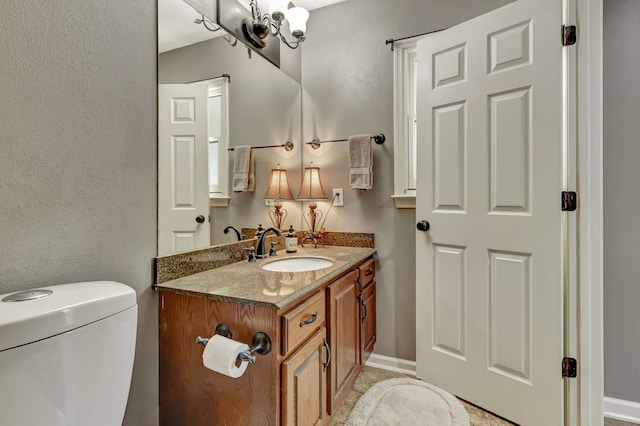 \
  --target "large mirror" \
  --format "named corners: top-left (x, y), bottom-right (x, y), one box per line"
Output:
top-left (158, 0), bottom-right (304, 254)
